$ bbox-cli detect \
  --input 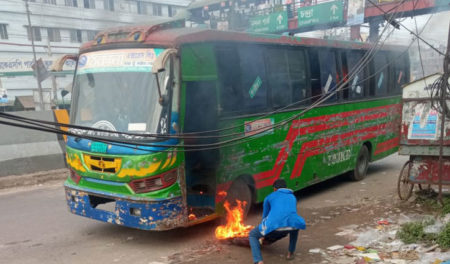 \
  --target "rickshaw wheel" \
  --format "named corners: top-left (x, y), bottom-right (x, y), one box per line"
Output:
top-left (398, 161), bottom-right (413, 200)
